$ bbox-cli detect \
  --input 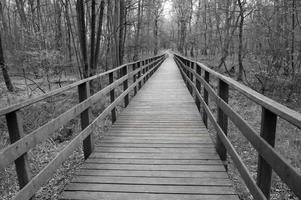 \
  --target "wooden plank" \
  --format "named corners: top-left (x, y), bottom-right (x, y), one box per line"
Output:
top-left (89, 152), bottom-right (220, 160)
top-left (71, 176), bottom-right (232, 186)
top-left (94, 147), bottom-right (216, 153)
top-left (100, 138), bottom-right (213, 143)
top-left (96, 143), bottom-right (214, 148)
top-left (65, 183), bottom-right (236, 194)
top-left (81, 163), bottom-right (226, 172)
top-left (77, 170), bottom-right (229, 178)
top-left (86, 158), bottom-right (222, 165)
top-left (61, 191), bottom-right (239, 200)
